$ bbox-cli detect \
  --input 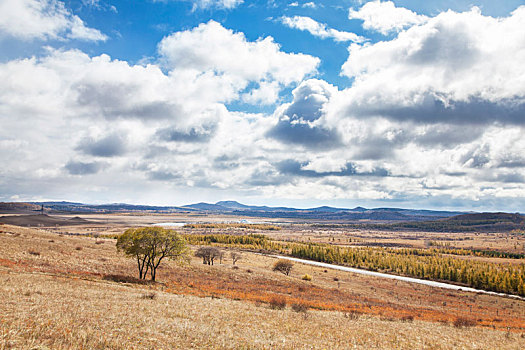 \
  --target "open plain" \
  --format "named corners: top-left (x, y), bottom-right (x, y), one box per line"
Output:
top-left (1, 211), bottom-right (524, 349)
